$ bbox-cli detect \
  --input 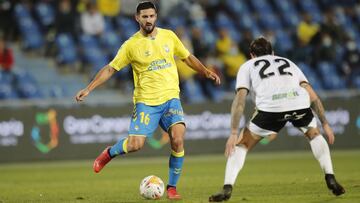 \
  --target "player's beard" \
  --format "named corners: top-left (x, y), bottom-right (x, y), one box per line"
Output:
top-left (141, 22), bottom-right (155, 34)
